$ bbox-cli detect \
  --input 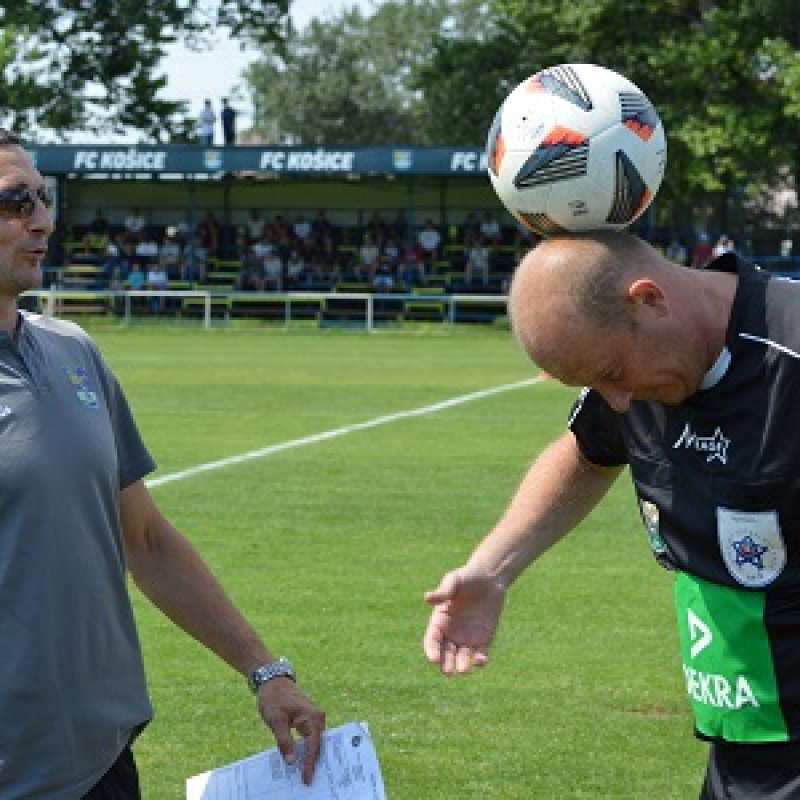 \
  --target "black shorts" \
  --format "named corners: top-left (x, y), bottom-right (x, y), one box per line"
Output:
top-left (82, 745), bottom-right (141, 800)
top-left (700, 739), bottom-right (800, 800)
